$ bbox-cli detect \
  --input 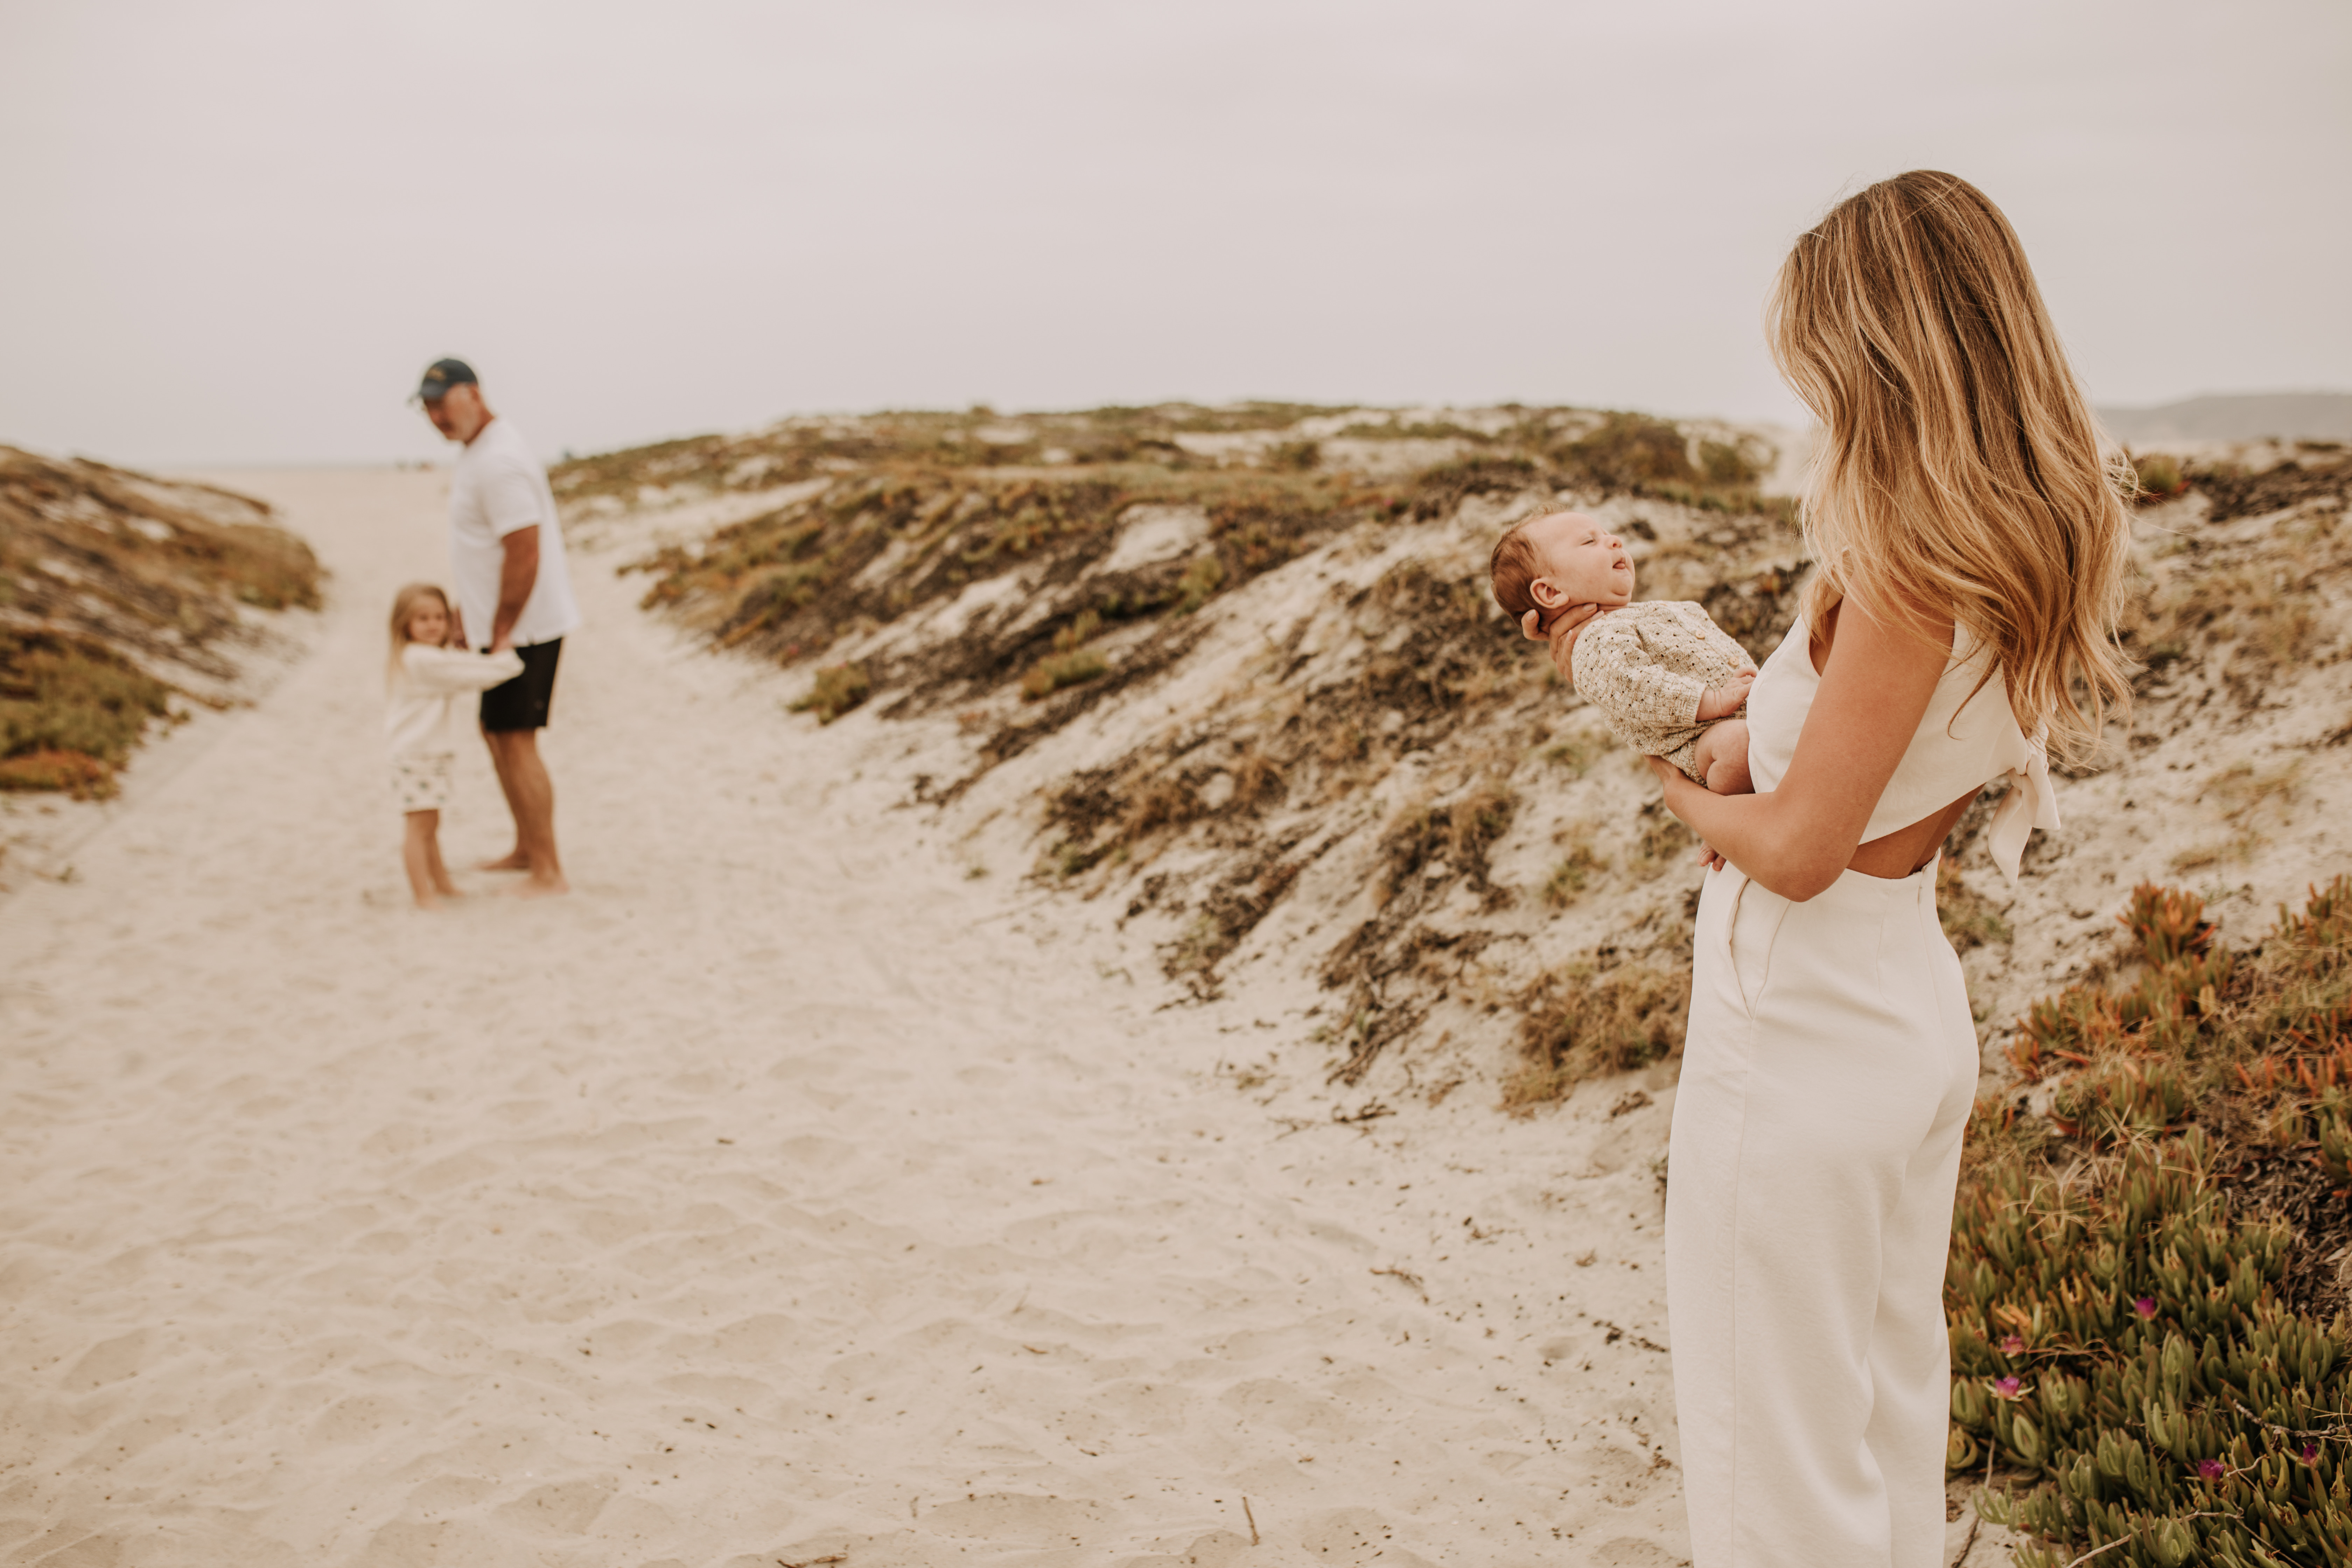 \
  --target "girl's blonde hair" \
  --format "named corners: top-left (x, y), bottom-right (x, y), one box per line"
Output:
top-left (1768, 170), bottom-right (2133, 765)
top-left (387, 583), bottom-right (451, 685)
